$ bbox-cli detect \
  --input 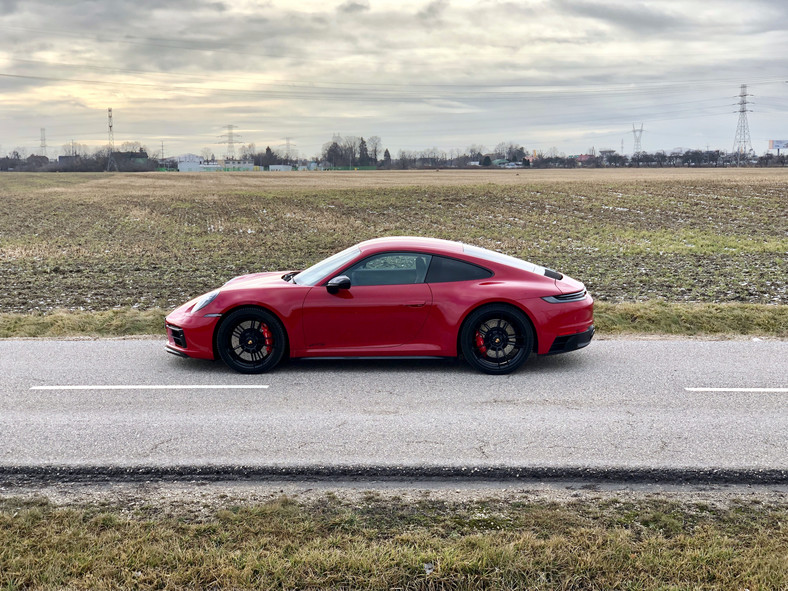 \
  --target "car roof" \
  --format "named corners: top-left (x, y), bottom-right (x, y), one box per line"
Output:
top-left (356, 236), bottom-right (464, 255)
